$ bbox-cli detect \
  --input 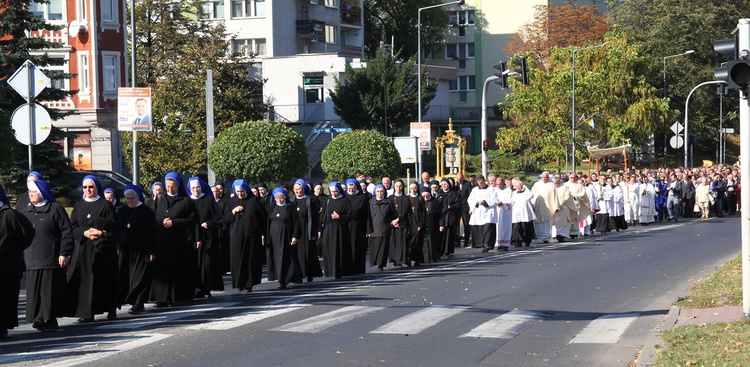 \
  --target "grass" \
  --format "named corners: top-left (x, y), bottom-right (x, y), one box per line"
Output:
top-left (653, 255), bottom-right (750, 366)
